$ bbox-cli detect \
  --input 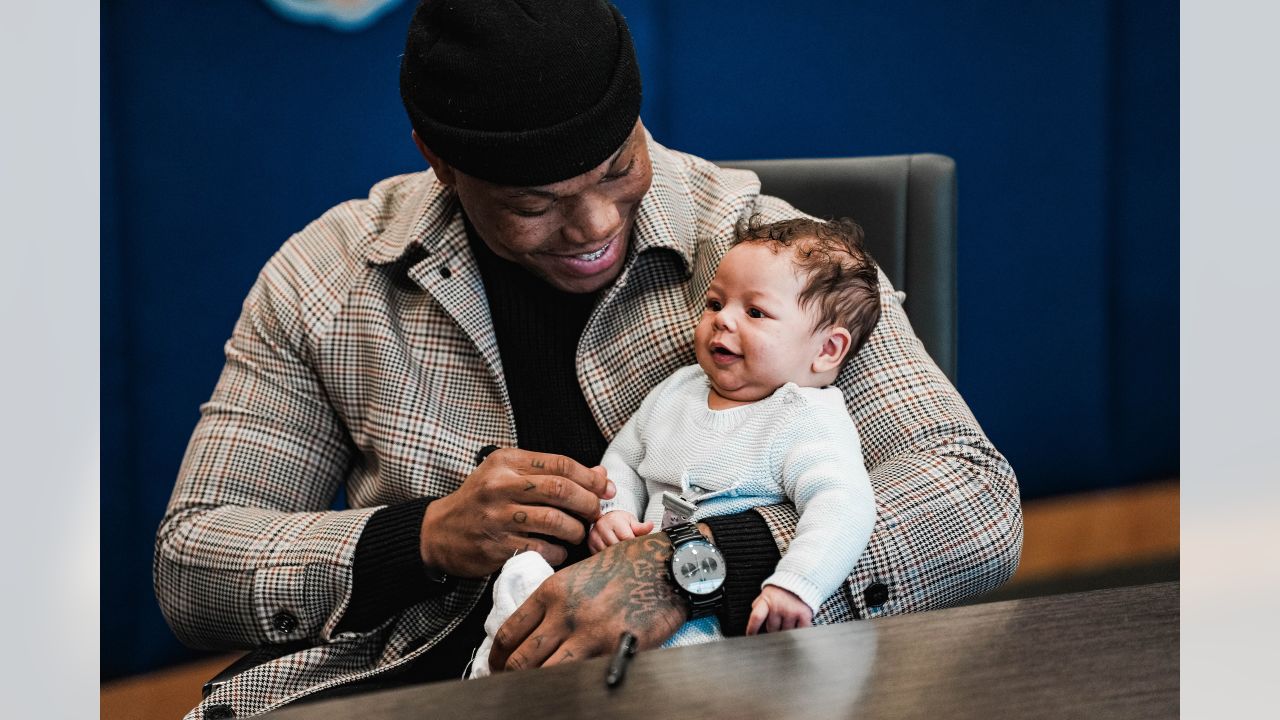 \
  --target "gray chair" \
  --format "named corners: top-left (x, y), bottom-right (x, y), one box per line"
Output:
top-left (717, 154), bottom-right (957, 382)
